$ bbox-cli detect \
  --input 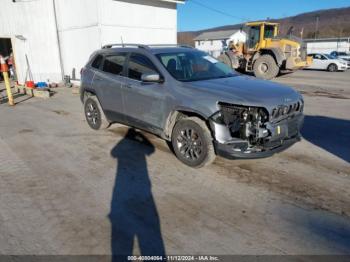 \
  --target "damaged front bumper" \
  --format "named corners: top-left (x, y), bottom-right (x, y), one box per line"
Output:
top-left (214, 135), bottom-right (301, 159)
top-left (210, 112), bottom-right (304, 159)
